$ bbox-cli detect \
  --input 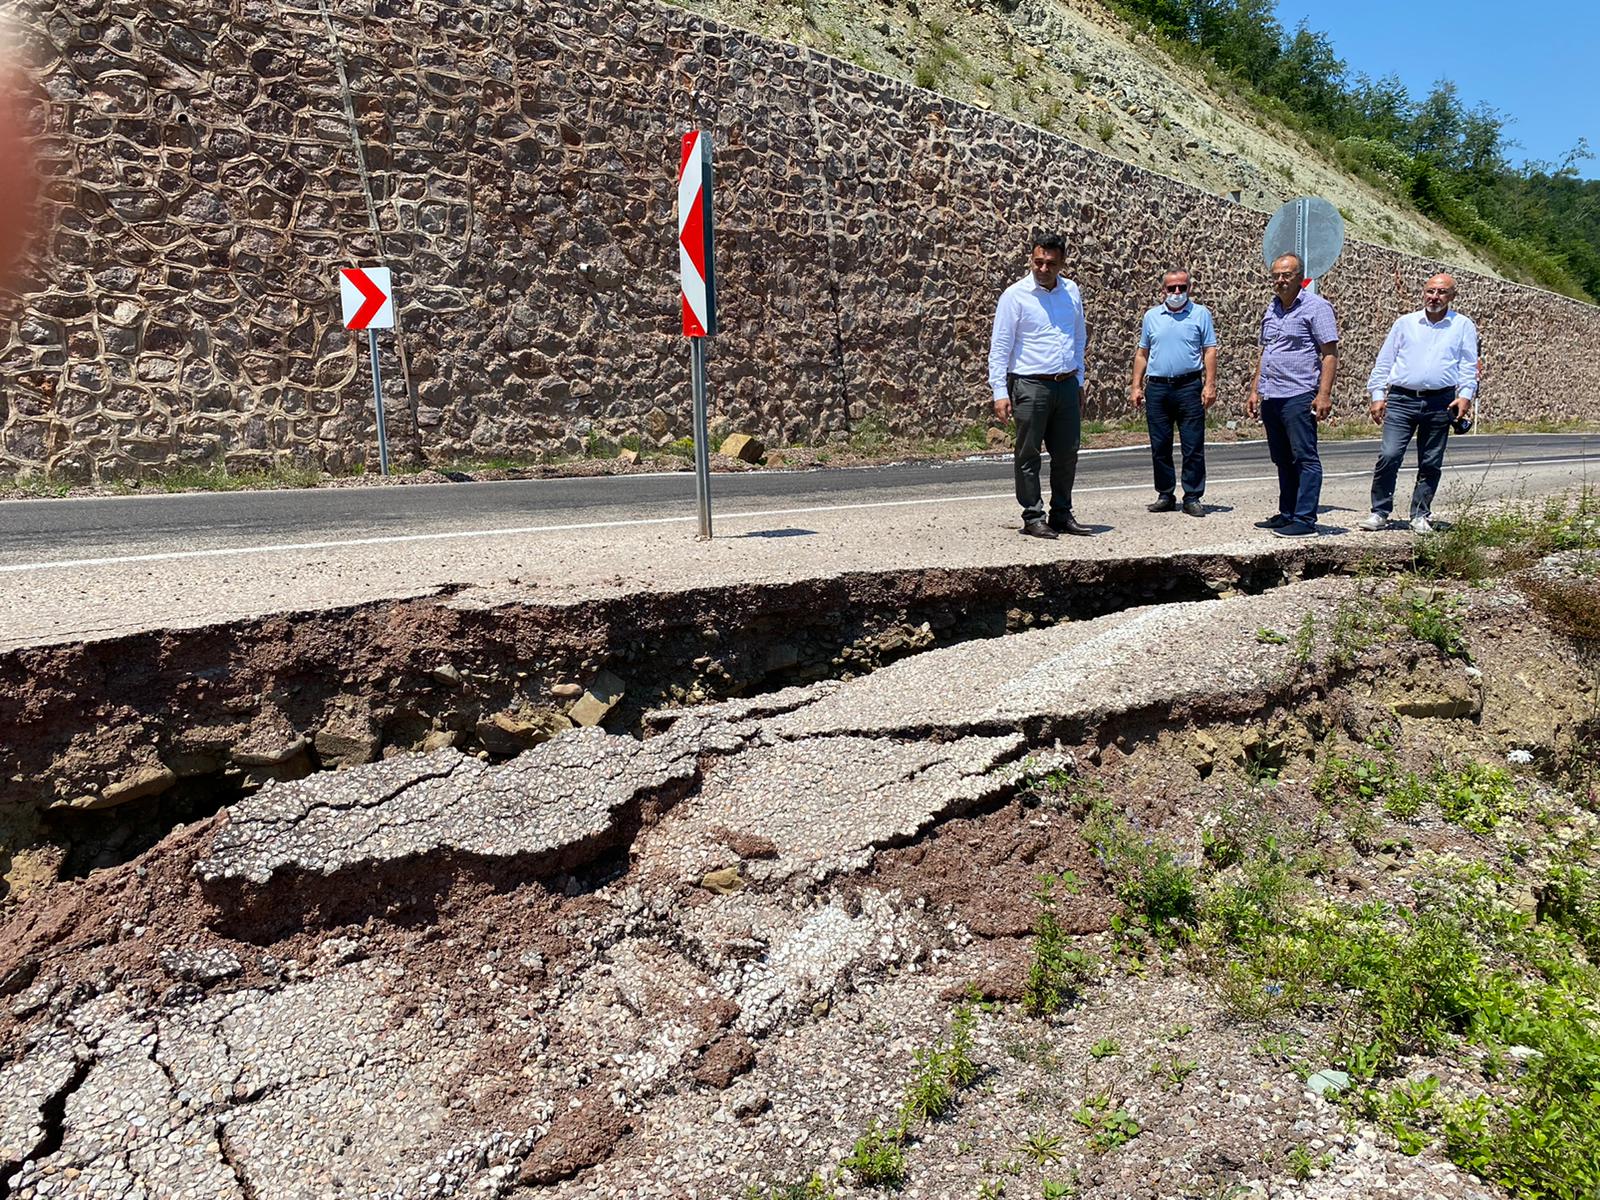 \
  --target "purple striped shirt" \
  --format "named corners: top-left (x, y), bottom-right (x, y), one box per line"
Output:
top-left (1258, 291), bottom-right (1339, 399)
